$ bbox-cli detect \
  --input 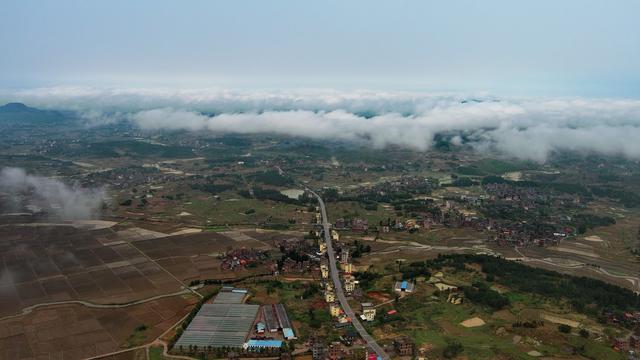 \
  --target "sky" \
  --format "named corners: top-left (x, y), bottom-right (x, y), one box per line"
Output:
top-left (1, 0), bottom-right (639, 97)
